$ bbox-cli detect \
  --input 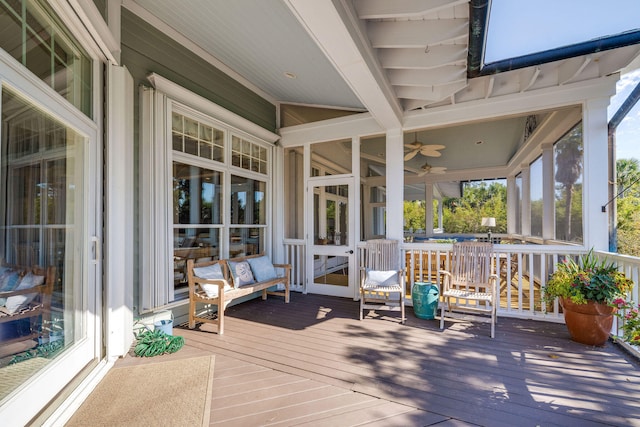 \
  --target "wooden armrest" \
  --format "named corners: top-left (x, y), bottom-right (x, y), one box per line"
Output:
top-left (0, 283), bottom-right (48, 298)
